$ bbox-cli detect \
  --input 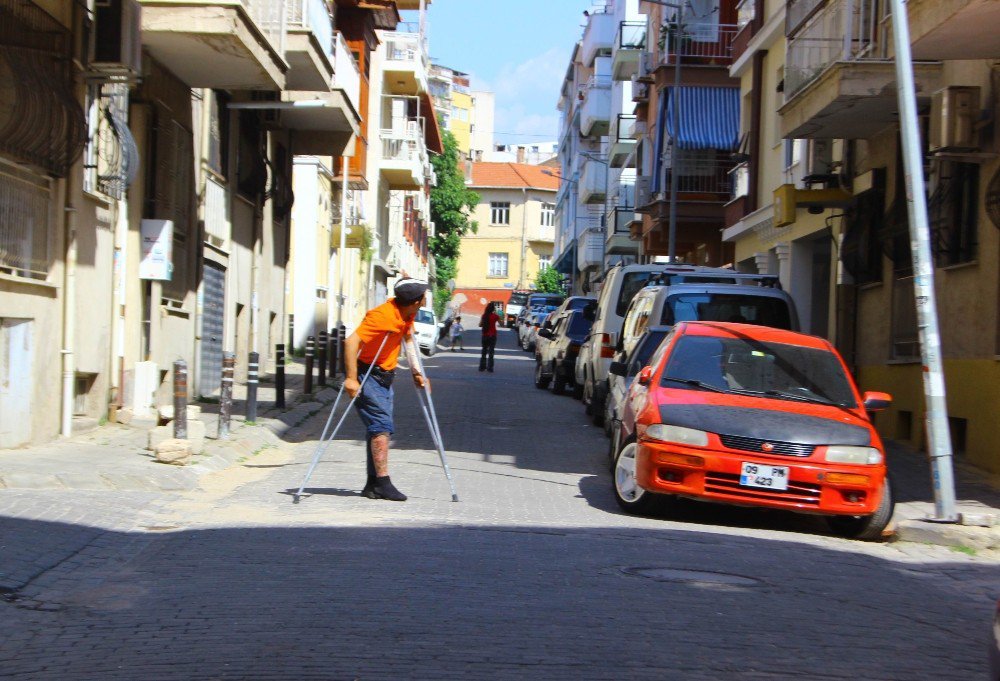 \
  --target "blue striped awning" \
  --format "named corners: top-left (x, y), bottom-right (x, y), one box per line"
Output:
top-left (665, 86), bottom-right (740, 151)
